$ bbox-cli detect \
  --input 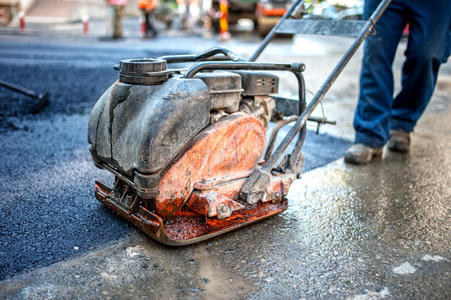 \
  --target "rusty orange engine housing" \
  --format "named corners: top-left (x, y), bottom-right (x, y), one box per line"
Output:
top-left (94, 113), bottom-right (295, 245)
top-left (155, 113), bottom-right (266, 216)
